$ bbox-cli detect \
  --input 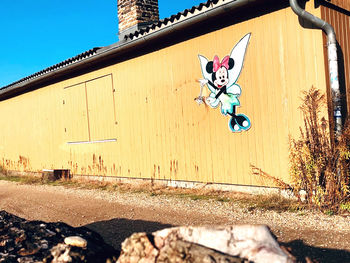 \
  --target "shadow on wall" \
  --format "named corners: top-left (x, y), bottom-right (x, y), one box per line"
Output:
top-left (84, 218), bottom-right (173, 250)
